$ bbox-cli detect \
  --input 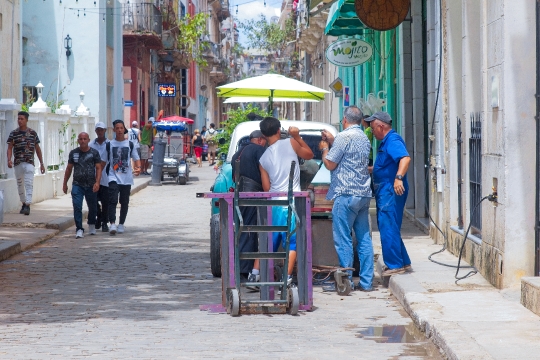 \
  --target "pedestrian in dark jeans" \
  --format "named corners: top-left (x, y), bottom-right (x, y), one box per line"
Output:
top-left (90, 121), bottom-right (110, 232)
top-left (106, 119), bottom-right (141, 235)
top-left (63, 132), bottom-right (103, 239)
